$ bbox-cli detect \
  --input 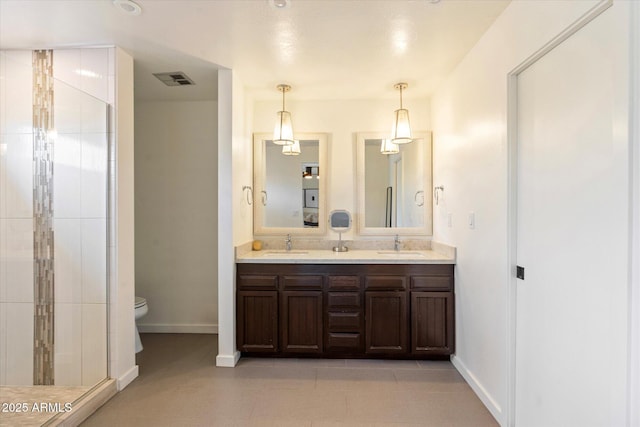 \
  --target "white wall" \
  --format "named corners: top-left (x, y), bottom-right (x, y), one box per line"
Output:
top-left (111, 47), bottom-right (137, 390)
top-left (134, 100), bottom-right (218, 333)
top-left (252, 98), bottom-right (430, 240)
top-left (217, 69), bottom-right (254, 367)
top-left (629, 4), bottom-right (640, 425)
top-left (429, 0), bottom-right (631, 424)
